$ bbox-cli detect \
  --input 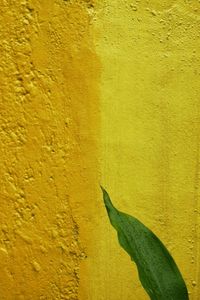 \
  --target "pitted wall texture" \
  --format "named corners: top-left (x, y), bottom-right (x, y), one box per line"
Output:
top-left (1, 1), bottom-right (200, 300)
top-left (0, 1), bottom-right (99, 299)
